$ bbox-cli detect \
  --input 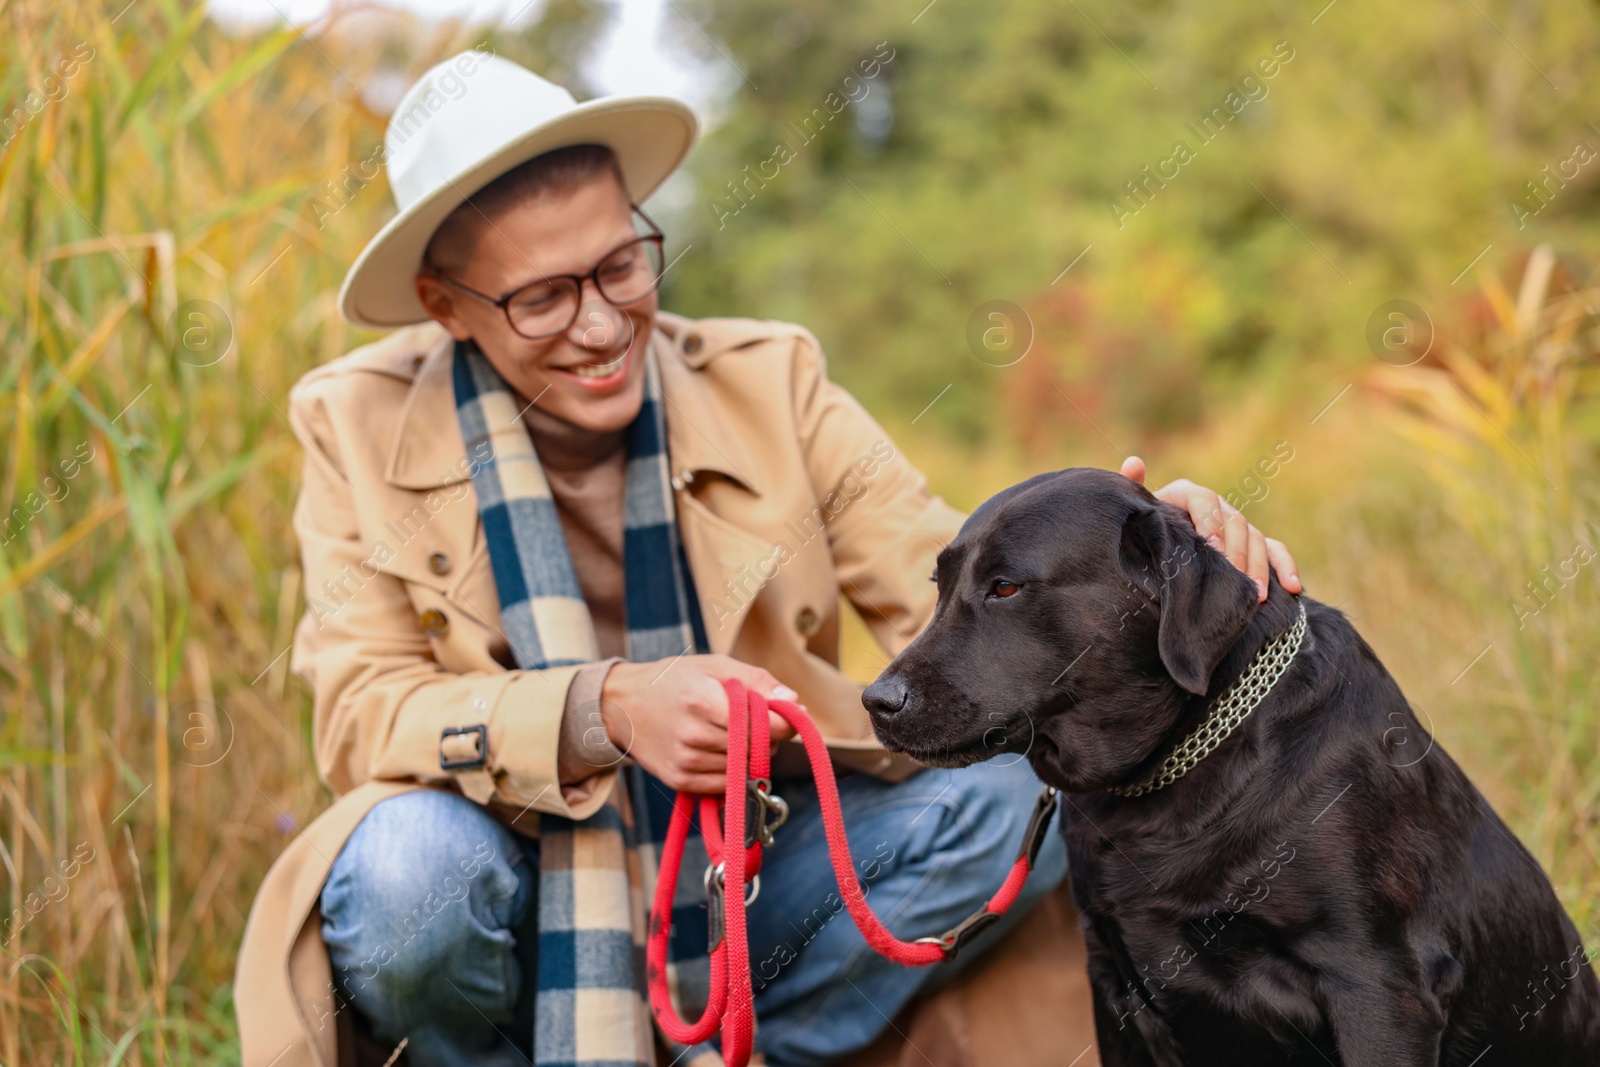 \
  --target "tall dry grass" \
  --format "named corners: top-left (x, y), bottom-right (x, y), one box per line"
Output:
top-left (0, 3), bottom-right (497, 1062)
top-left (1359, 248), bottom-right (1600, 928)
